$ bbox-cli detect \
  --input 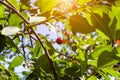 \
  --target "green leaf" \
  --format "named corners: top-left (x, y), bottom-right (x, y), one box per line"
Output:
top-left (90, 5), bottom-right (110, 16)
top-left (90, 46), bottom-right (112, 60)
top-left (21, 0), bottom-right (30, 7)
top-left (69, 14), bottom-right (95, 34)
top-left (0, 4), bottom-right (6, 25)
top-left (102, 68), bottom-right (120, 78)
top-left (0, 56), bottom-right (6, 62)
top-left (98, 70), bottom-right (110, 80)
top-left (87, 75), bottom-right (97, 80)
top-left (34, 54), bottom-right (51, 73)
top-left (0, 34), bottom-right (6, 53)
top-left (115, 0), bottom-right (120, 7)
top-left (111, 6), bottom-right (120, 39)
top-left (6, 36), bottom-right (20, 52)
top-left (34, 0), bottom-right (59, 13)
top-left (0, 4), bottom-right (5, 18)
top-left (9, 0), bottom-right (20, 10)
top-left (64, 67), bottom-right (81, 77)
top-left (8, 14), bottom-right (23, 26)
top-left (61, 75), bottom-right (72, 80)
top-left (32, 40), bottom-right (43, 59)
top-left (26, 72), bottom-right (36, 80)
top-left (9, 56), bottom-right (23, 70)
top-left (38, 34), bottom-right (55, 55)
top-left (97, 50), bottom-right (118, 68)
top-left (91, 13), bottom-right (113, 39)
top-left (115, 46), bottom-right (120, 58)
top-left (77, 48), bottom-right (87, 76)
